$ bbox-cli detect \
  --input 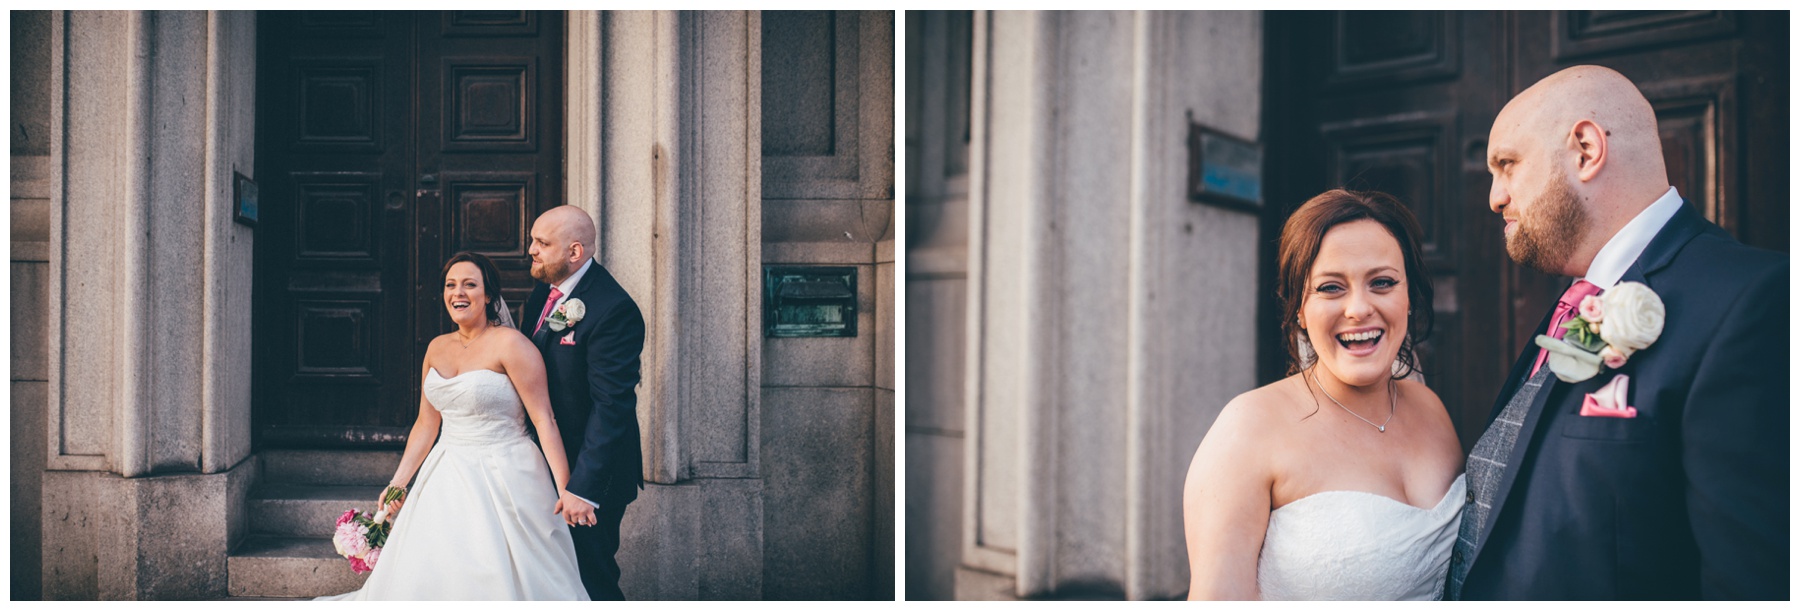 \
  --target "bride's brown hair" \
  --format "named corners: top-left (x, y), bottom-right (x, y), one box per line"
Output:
top-left (441, 251), bottom-right (506, 325)
top-left (1276, 188), bottom-right (1434, 378)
